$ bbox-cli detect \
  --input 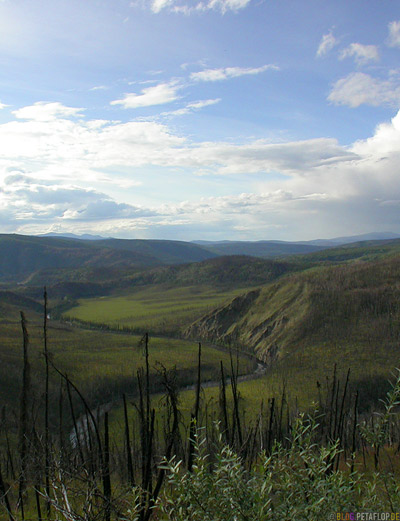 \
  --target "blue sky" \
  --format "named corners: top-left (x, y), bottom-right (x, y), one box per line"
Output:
top-left (1, 0), bottom-right (400, 241)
